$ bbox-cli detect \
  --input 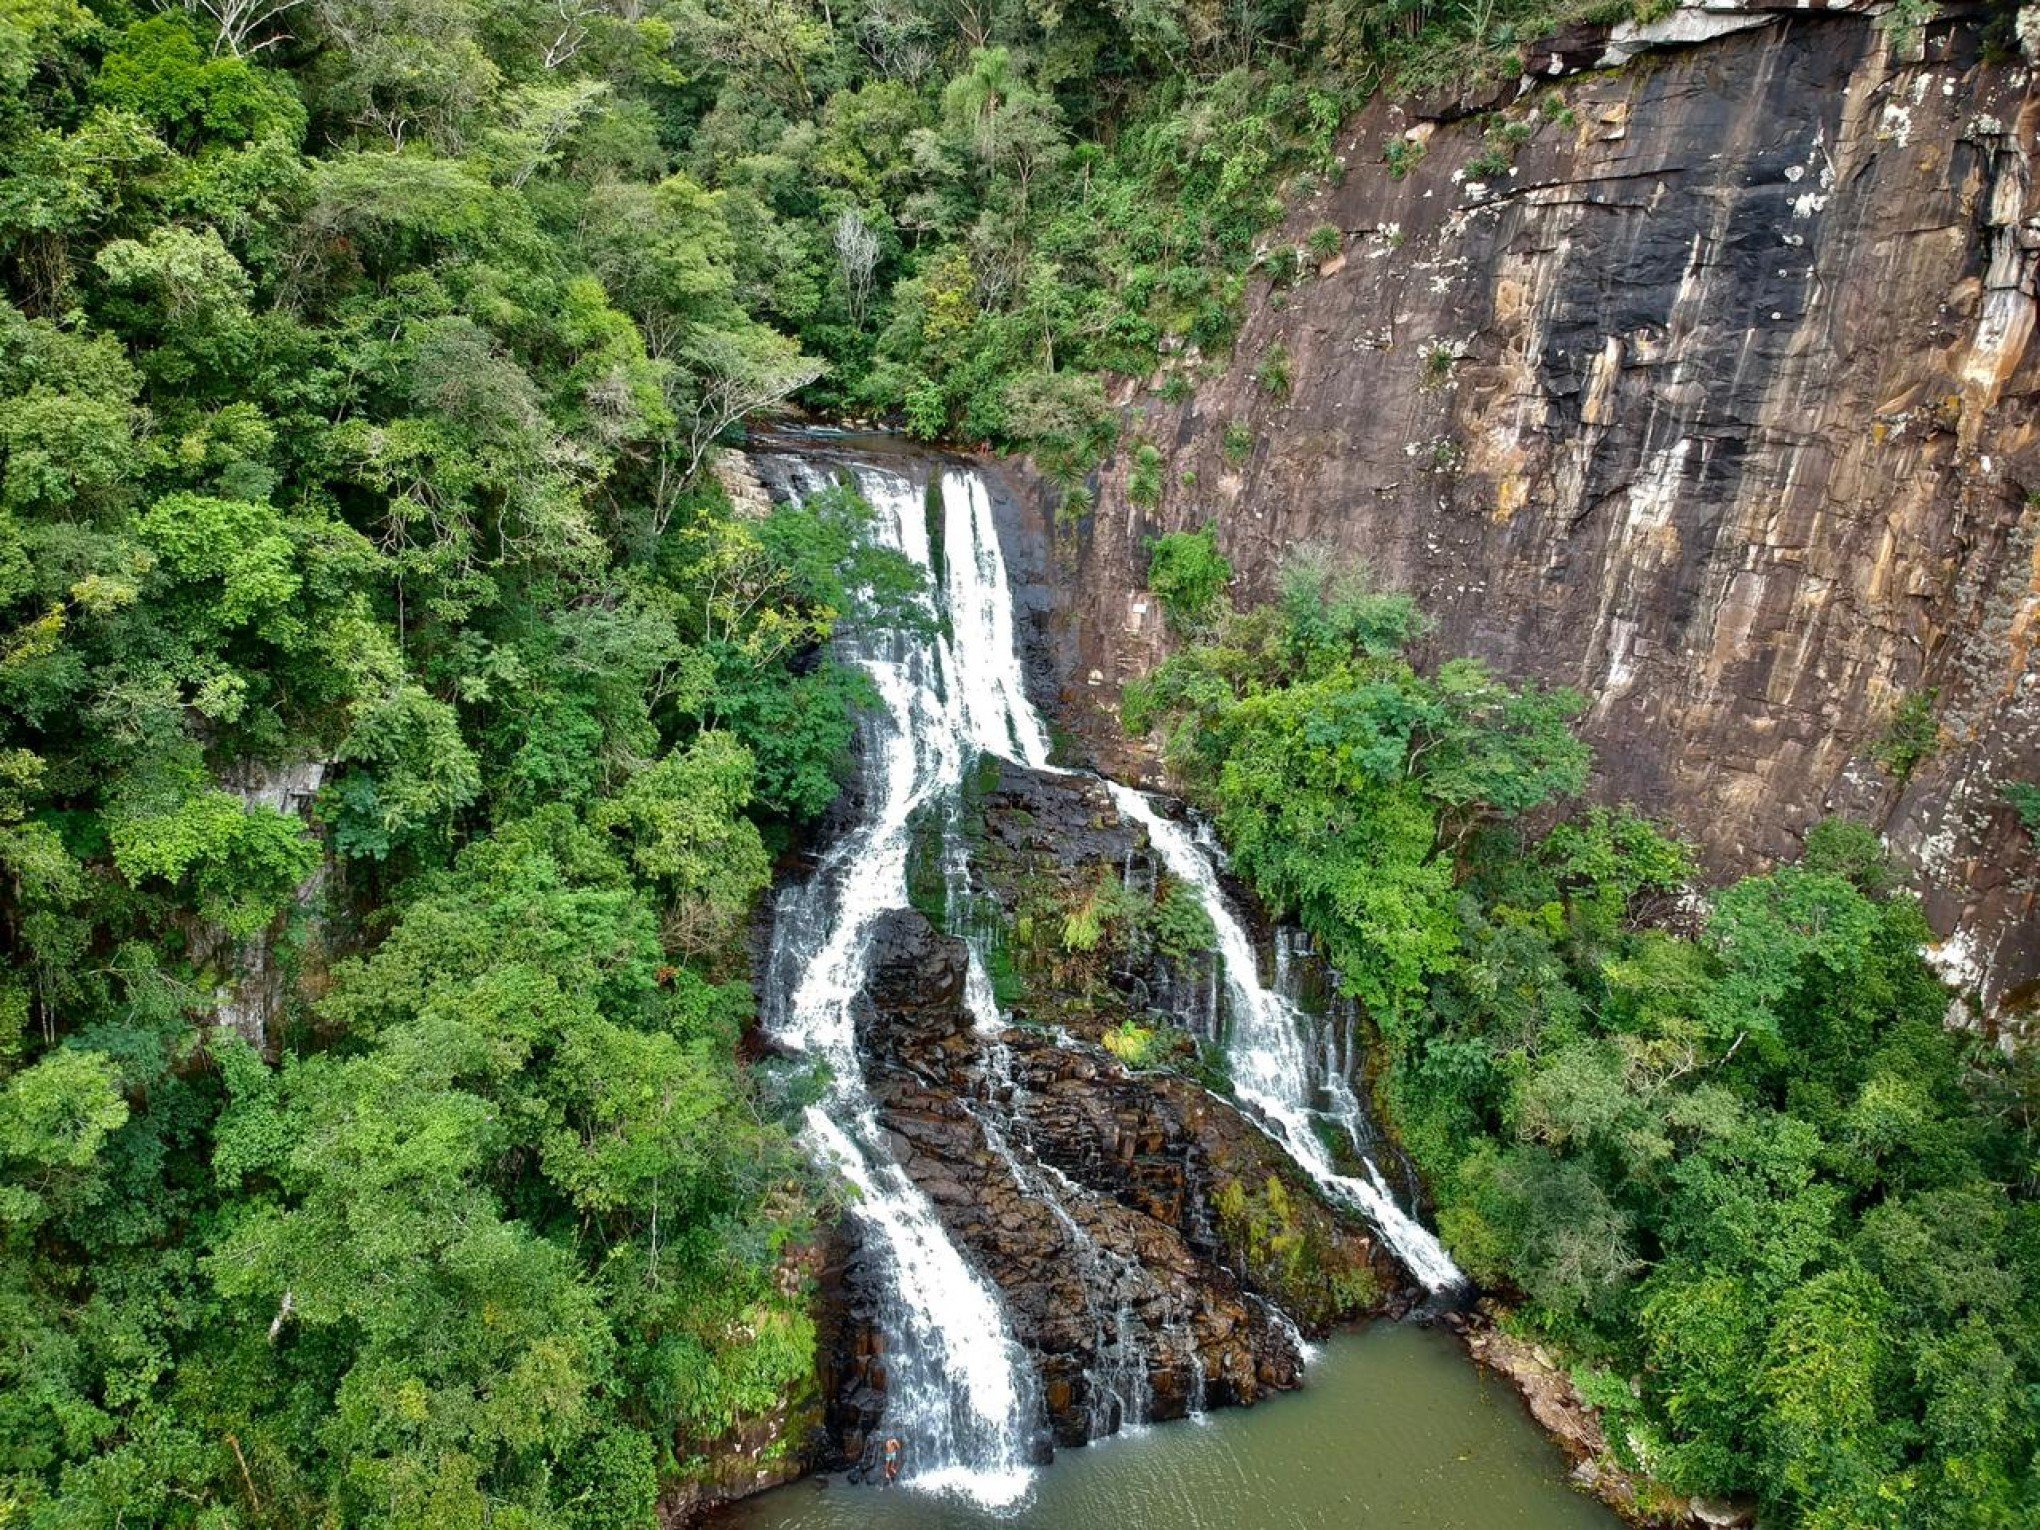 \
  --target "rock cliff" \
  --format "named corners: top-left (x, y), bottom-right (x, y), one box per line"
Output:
top-left (1015, 2), bottom-right (2040, 1018)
